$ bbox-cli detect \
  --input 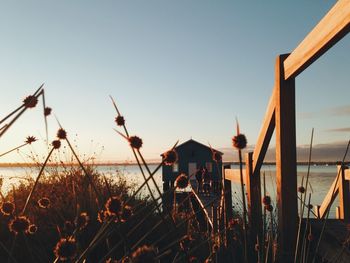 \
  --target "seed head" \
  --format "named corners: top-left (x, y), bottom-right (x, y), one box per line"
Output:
top-left (262, 196), bottom-right (271, 206)
top-left (9, 216), bottom-right (30, 235)
top-left (163, 150), bottom-right (178, 166)
top-left (57, 128), bottom-right (67, 140)
top-left (212, 151), bottom-right (222, 163)
top-left (115, 115), bottom-right (125, 126)
top-left (105, 196), bottom-right (122, 216)
top-left (1, 201), bottom-right (15, 216)
top-left (23, 95), bottom-right (38, 108)
top-left (298, 186), bottom-right (305, 194)
top-left (25, 136), bottom-right (37, 144)
top-left (232, 134), bottom-right (247, 150)
top-left (44, 107), bottom-right (52, 116)
top-left (54, 238), bottom-right (77, 261)
top-left (52, 140), bottom-right (61, 149)
top-left (175, 173), bottom-right (189, 189)
top-left (128, 136), bottom-right (143, 150)
top-left (131, 245), bottom-right (158, 263)
top-left (38, 197), bottom-right (51, 208)
top-left (75, 212), bottom-right (89, 231)
top-left (28, 224), bottom-right (38, 234)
